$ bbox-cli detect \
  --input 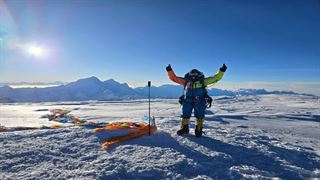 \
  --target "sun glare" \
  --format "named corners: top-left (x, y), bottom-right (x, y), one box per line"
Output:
top-left (27, 46), bottom-right (44, 56)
